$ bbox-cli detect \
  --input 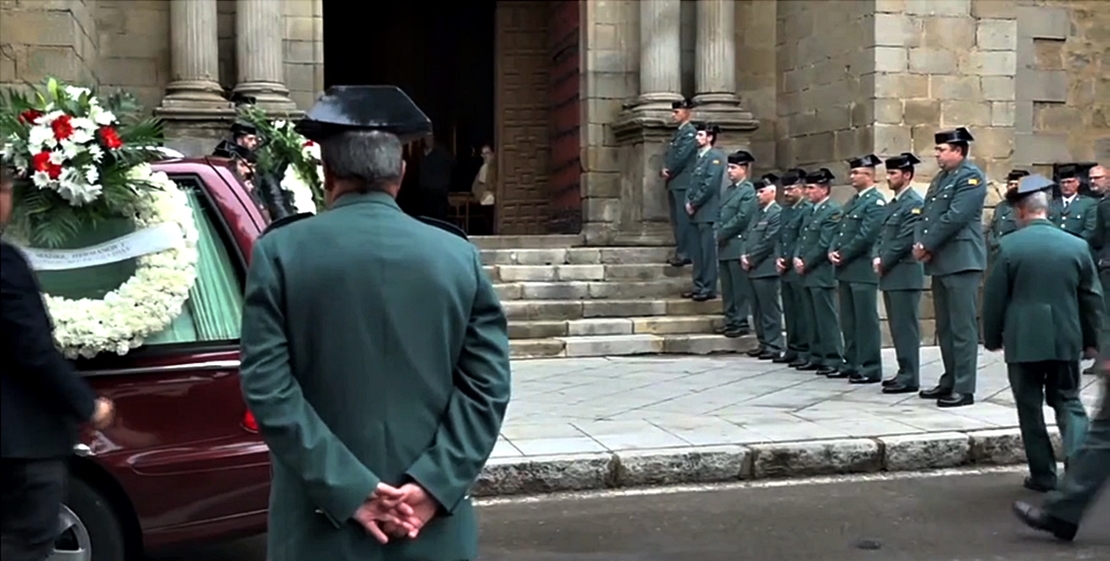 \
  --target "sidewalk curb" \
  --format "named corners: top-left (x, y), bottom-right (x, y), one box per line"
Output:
top-left (473, 427), bottom-right (1063, 497)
